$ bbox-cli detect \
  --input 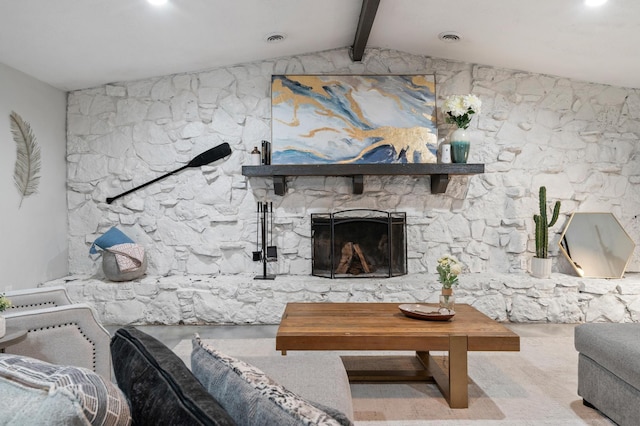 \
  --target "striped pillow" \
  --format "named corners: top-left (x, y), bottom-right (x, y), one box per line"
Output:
top-left (0, 354), bottom-right (131, 425)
